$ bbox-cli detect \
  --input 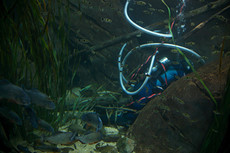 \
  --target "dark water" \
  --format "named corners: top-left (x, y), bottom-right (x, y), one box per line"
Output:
top-left (0, 0), bottom-right (230, 152)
